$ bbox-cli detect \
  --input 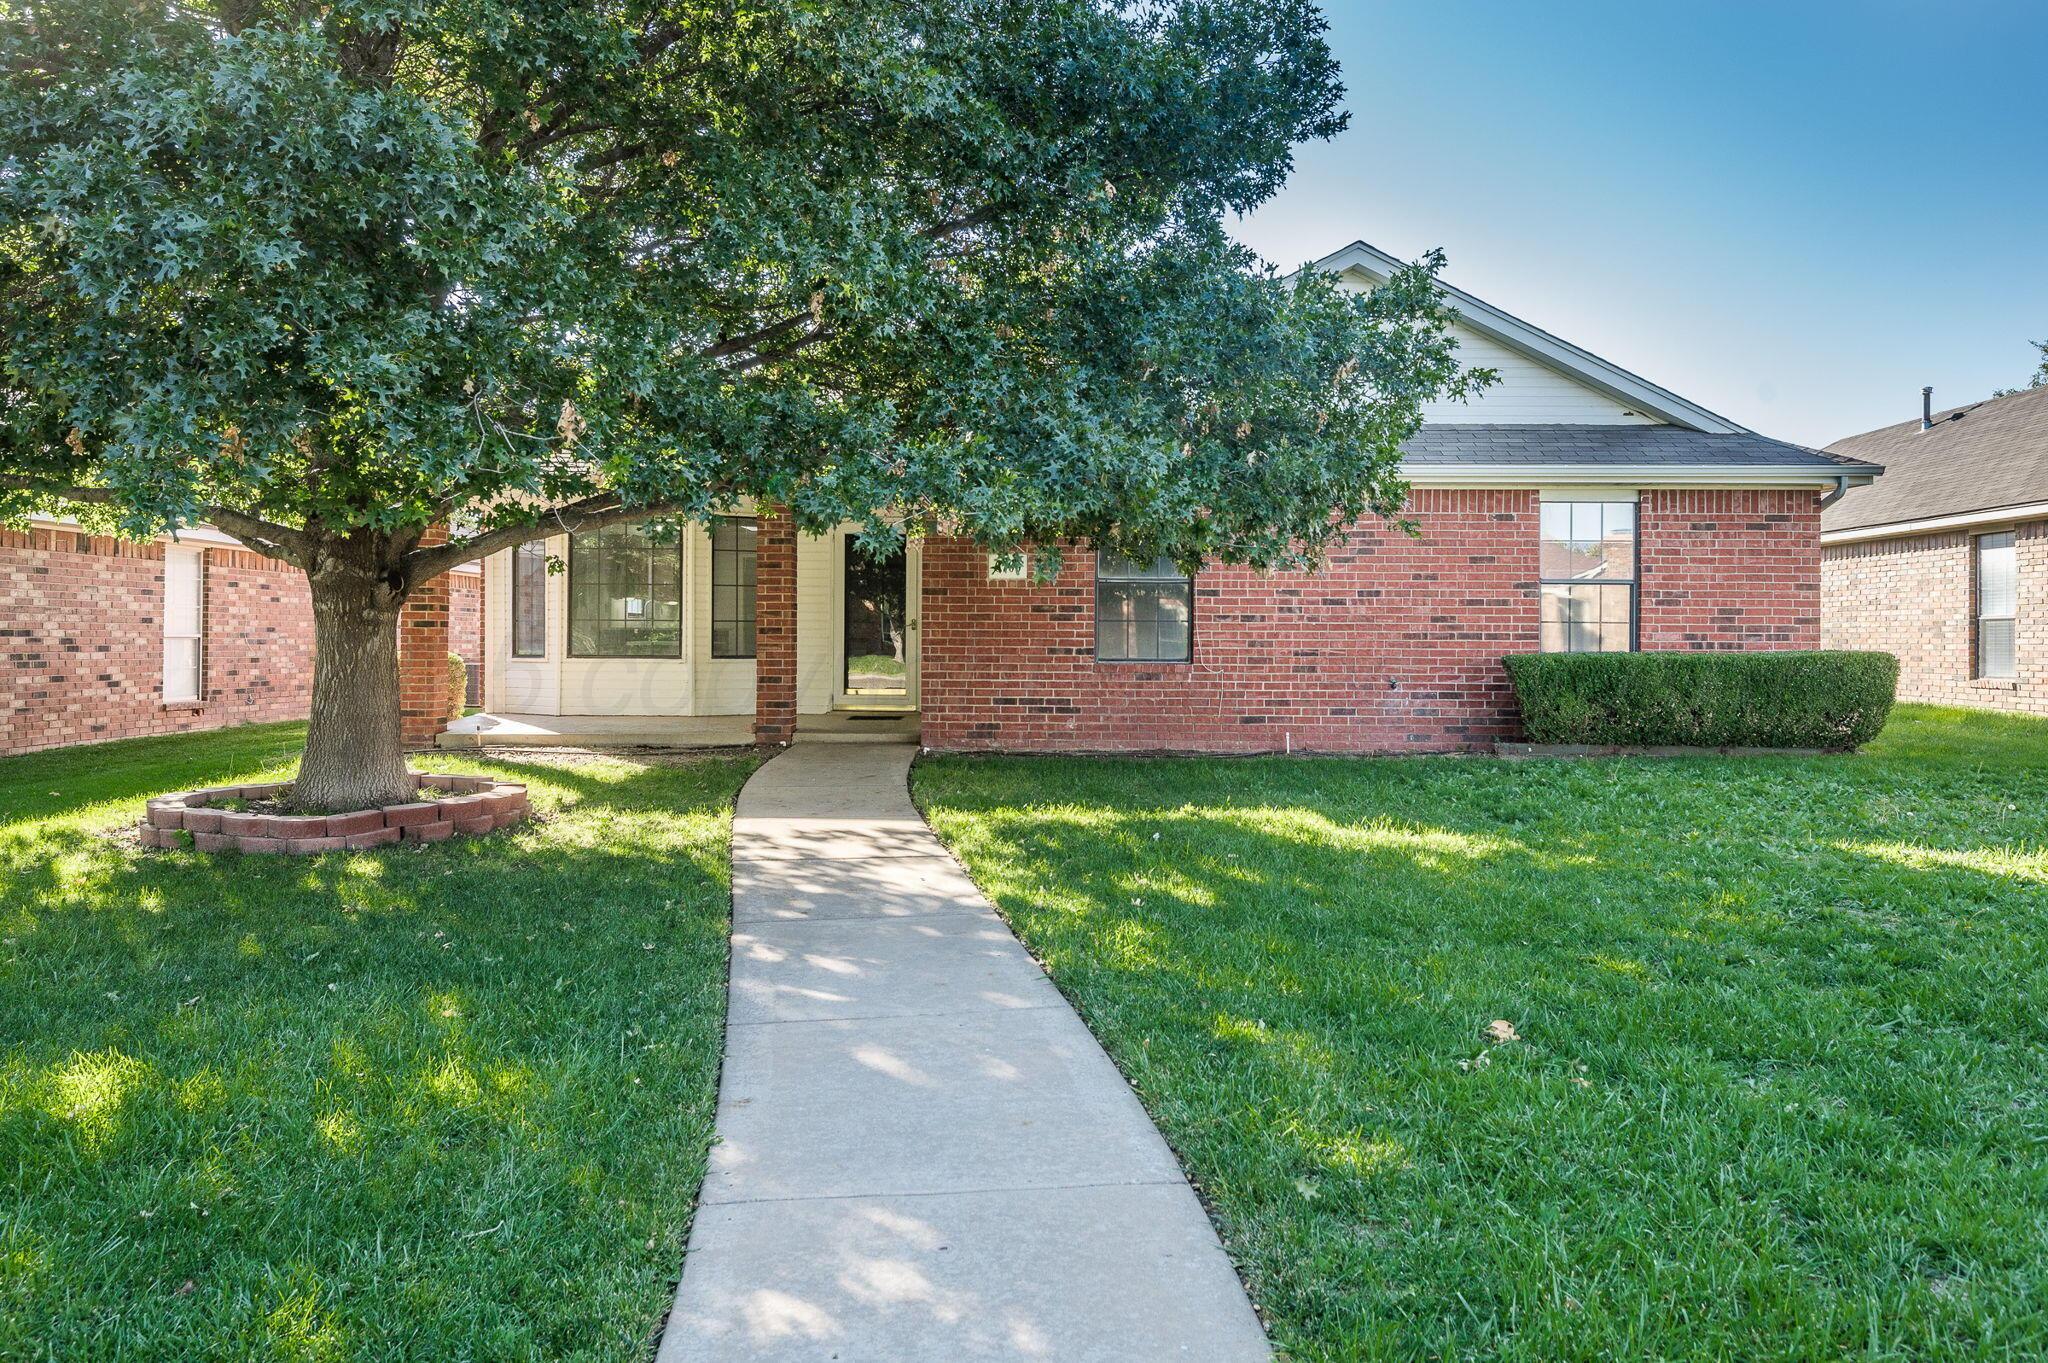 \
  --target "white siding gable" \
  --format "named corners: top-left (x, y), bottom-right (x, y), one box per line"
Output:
top-left (1427, 323), bottom-right (1658, 426)
top-left (1332, 274), bottom-right (1658, 426)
